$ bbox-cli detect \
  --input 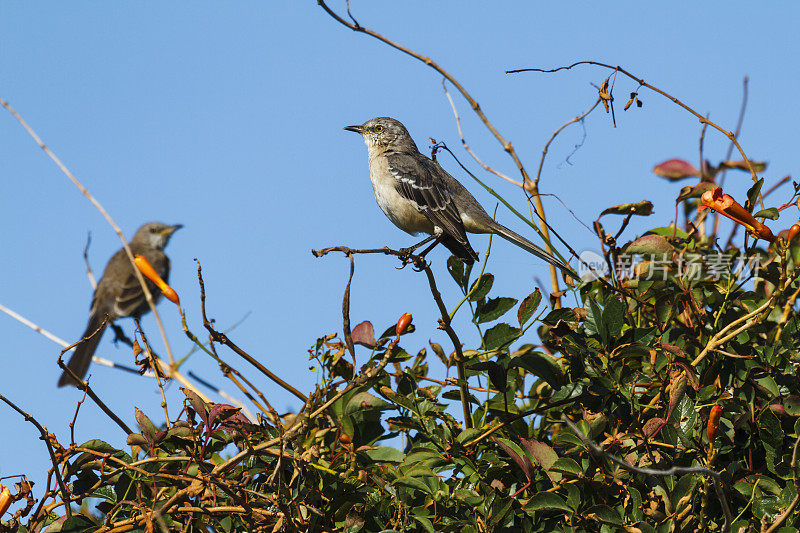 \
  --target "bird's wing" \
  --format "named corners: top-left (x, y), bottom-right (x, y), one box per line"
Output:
top-left (386, 152), bottom-right (471, 248)
top-left (98, 249), bottom-right (168, 319)
top-left (111, 272), bottom-right (152, 318)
